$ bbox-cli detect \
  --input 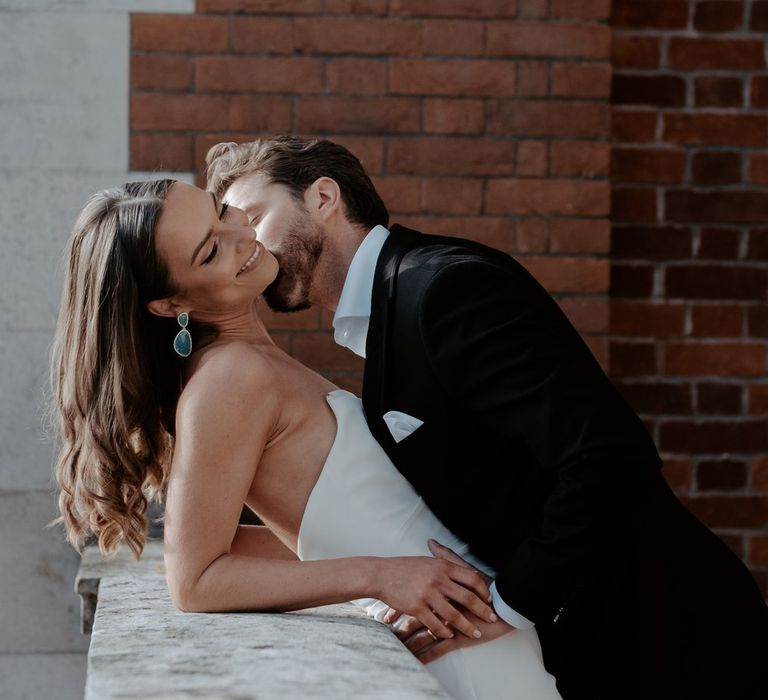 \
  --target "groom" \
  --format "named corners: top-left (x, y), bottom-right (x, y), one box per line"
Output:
top-left (207, 136), bottom-right (768, 699)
